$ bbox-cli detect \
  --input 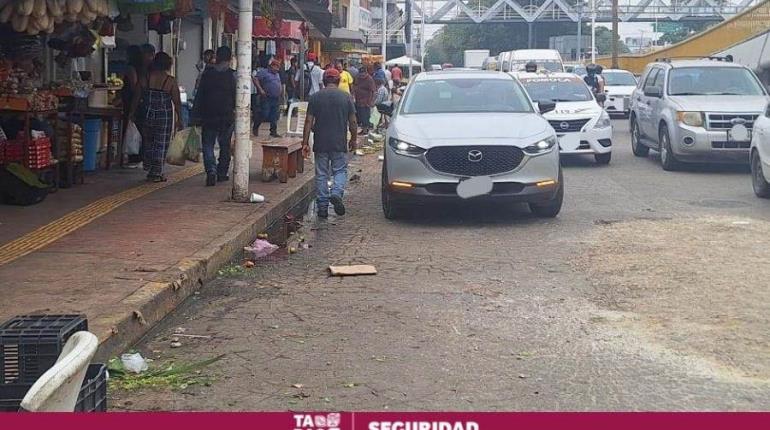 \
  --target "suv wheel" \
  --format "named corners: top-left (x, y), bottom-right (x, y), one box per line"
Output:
top-left (659, 124), bottom-right (680, 171)
top-left (381, 162), bottom-right (402, 219)
top-left (630, 117), bottom-right (649, 157)
top-left (594, 152), bottom-right (611, 165)
top-left (529, 170), bottom-right (564, 218)
top-left (751, 150), bottom-right (770, 198)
